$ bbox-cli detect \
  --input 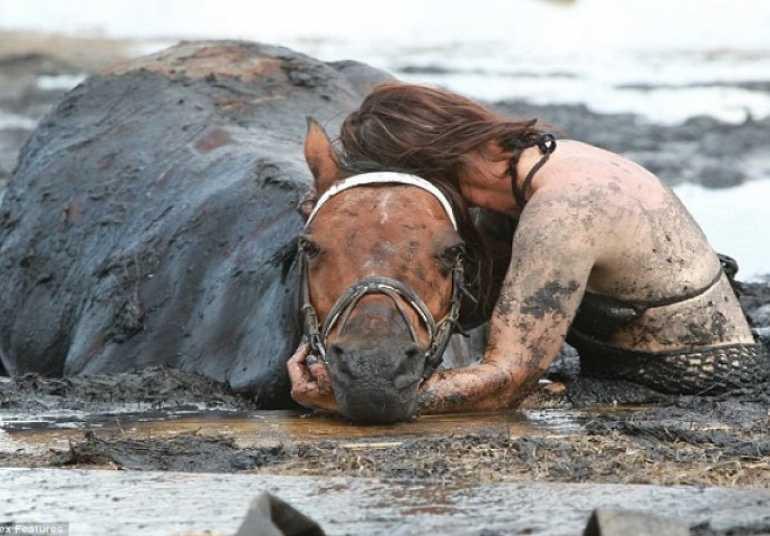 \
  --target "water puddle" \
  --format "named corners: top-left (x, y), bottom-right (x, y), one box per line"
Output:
top-left (0, 406), bottom-right (615, 454)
